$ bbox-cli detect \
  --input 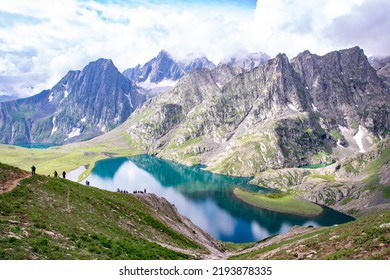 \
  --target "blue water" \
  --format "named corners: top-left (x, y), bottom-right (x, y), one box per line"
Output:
top-left (16, 143), bottom-right (60, 149)
top-left (84, 155), bottom-right (354, 243)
